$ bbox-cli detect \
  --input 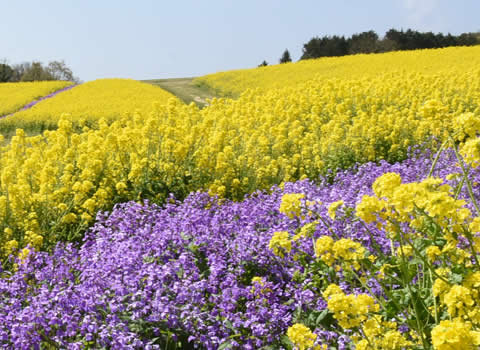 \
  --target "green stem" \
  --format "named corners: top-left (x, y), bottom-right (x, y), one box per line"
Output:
top-left (427, 139), bottom-right (450, 178)
top-left (357, 219), bottom-right (388, 260)
top-left (429, 270), bottom-right (439, 325)
top-left (311, 211), bottom-right (340, 240)
top-left (454, 177), bottom-right (465, 200)
top-left (397, 240), bottom-right (428, 349)
top-left (386, 215), bottom-right (450, 285)
top-left (451, 139), bottom-right (480, 214)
